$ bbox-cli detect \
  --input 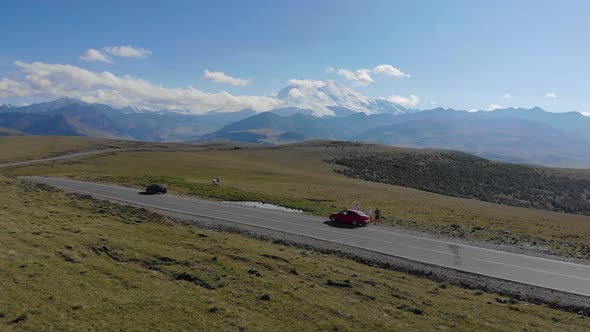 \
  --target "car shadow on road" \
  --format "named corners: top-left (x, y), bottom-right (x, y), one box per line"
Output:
top-left (323, 220), bottom-right (363, 229)
top-left (138, 191), bottom-right (155, 195)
